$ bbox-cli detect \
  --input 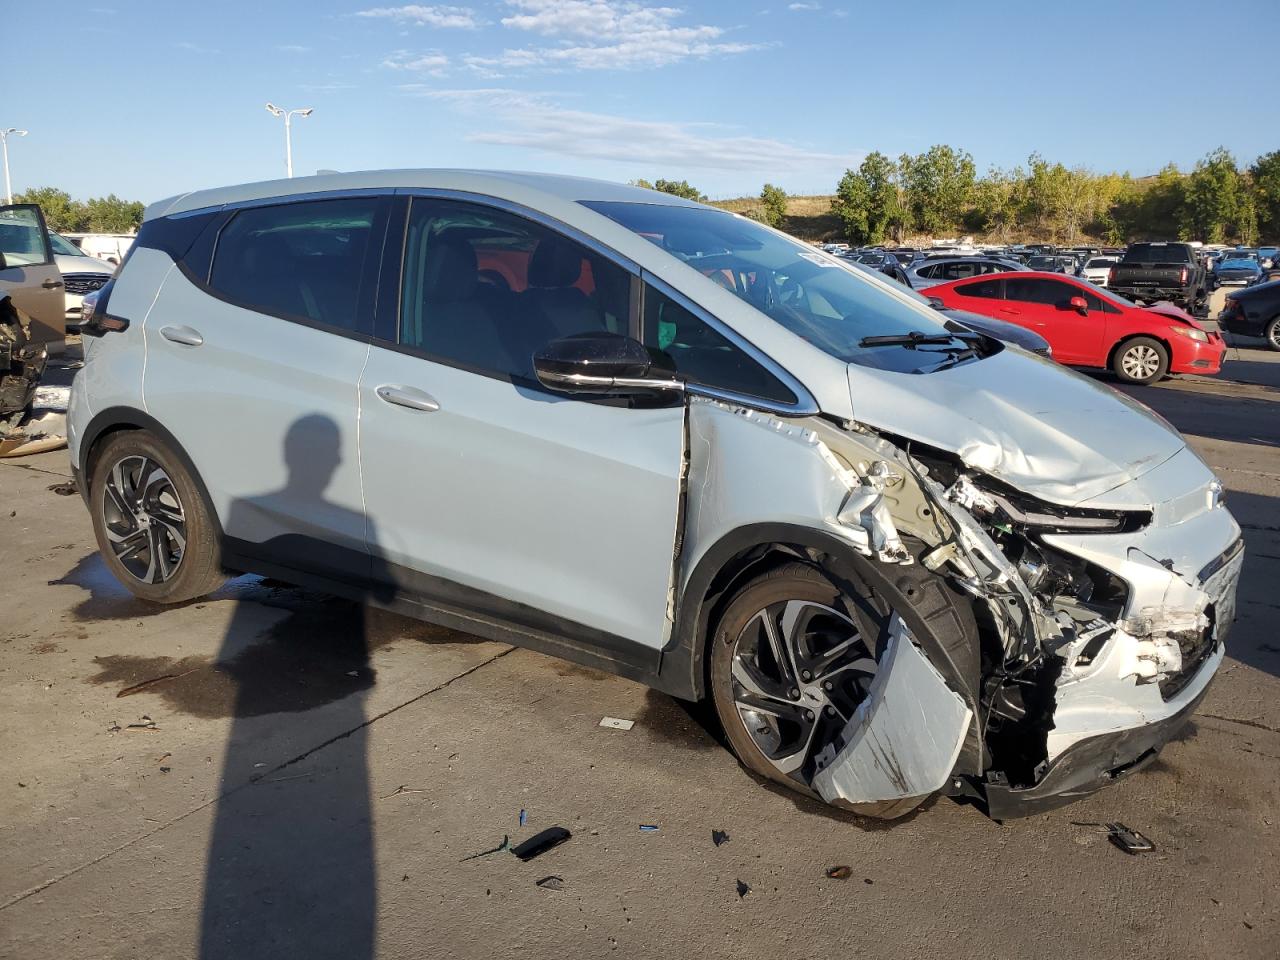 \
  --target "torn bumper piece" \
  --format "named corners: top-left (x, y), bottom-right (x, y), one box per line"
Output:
top-left (812, 618), bottom-right (972, 807)
top-left (983, 647), bottom-right (1219, 820)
